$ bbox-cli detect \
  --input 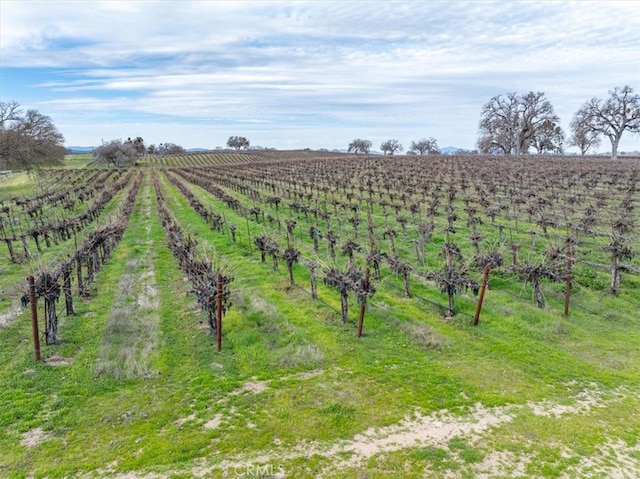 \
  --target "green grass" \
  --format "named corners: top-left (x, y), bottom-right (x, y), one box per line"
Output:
top-left (0, 166), bottom-right (638, 478)
top-left (95, 183), bottom-right (161, 378)
top-left (0, 170), bottom-right (37, 198)
top-left (62, 154), bottom-right (93, 168)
